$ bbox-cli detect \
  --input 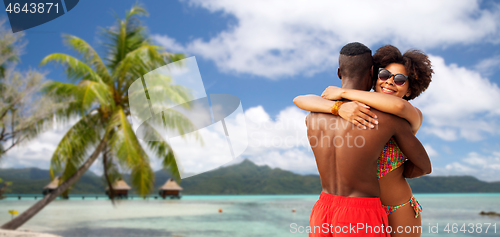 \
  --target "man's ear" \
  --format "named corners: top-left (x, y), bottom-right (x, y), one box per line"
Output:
top-left (370, 65), bottom-right (374, 78)
top-left (337, 68), bottom-right (342, 79)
